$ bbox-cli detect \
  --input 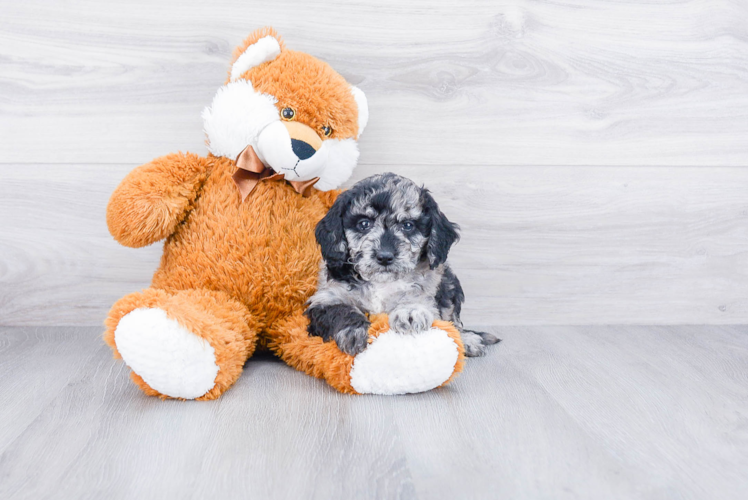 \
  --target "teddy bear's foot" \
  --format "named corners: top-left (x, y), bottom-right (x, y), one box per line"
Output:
top-left (349, 321), bottom-right (464, 395)
top-left (115, 308), bottom-right (220, 399)
top-left (105, 288), bottom-right (260, 400)
top-left (268, 313), bottom-right (465, 395)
